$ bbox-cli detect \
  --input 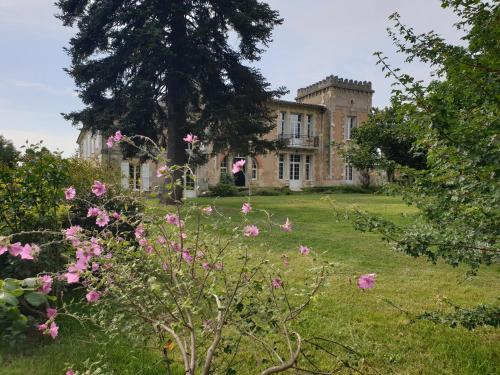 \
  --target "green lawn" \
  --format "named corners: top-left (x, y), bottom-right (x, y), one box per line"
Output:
top-left (1, 193), bottom-right (499, 374)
